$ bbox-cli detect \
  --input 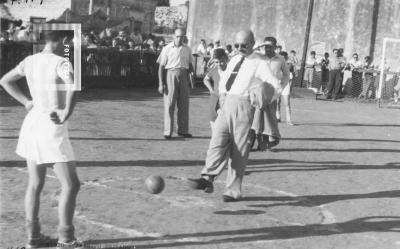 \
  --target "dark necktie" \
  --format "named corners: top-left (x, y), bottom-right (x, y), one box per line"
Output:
top-left (225, 56), bottom-right (245, 91)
